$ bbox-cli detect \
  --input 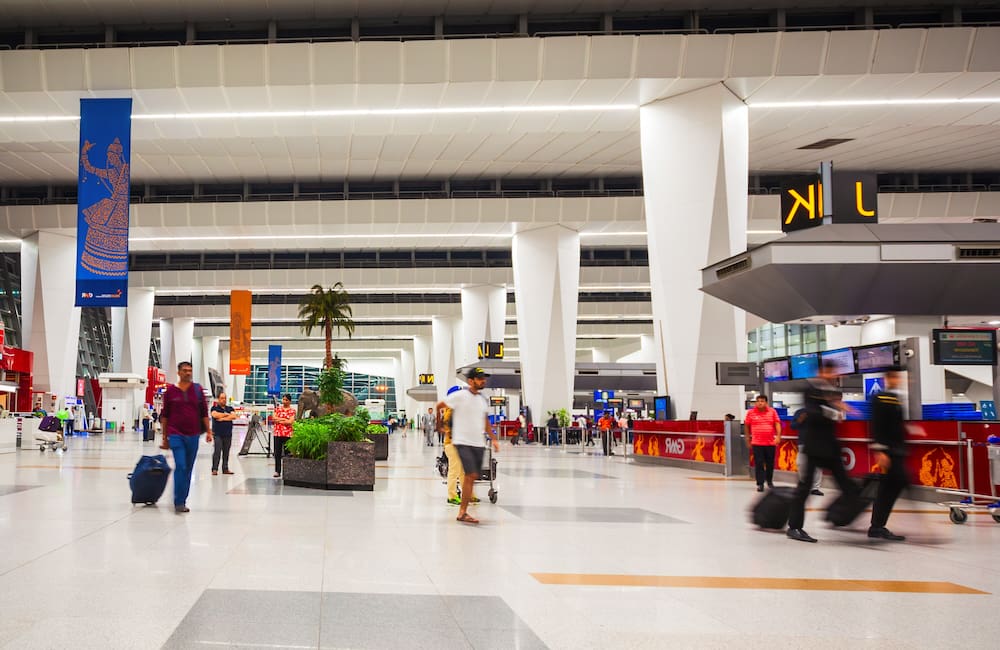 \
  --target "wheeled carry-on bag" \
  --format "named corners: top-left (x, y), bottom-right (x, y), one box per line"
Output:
top-left (752, 486), bottom-right (796, 529)
top-left (38, 415), bottom-right (62, 433)
top-left (129, 455), bottom-right (172, 505)
top-left (826, 476), bottom-right (880, 527)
